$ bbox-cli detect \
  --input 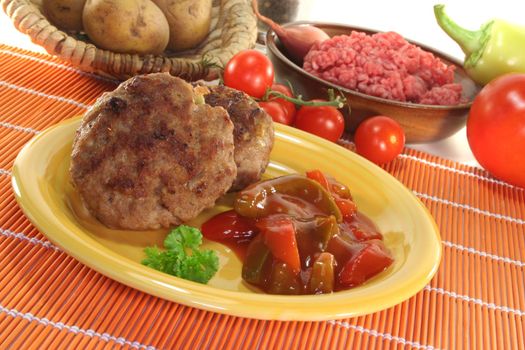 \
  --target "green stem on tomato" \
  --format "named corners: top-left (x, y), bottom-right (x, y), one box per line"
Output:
top-left (262, 88), bottom-right (347, 109)
top-left (285, 80), bottom-right (296, 96)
